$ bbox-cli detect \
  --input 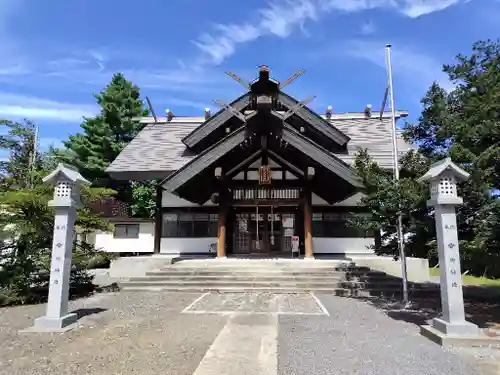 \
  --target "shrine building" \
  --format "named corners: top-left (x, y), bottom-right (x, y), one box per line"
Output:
top-left (106, 66), bottom-right (412, 258)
